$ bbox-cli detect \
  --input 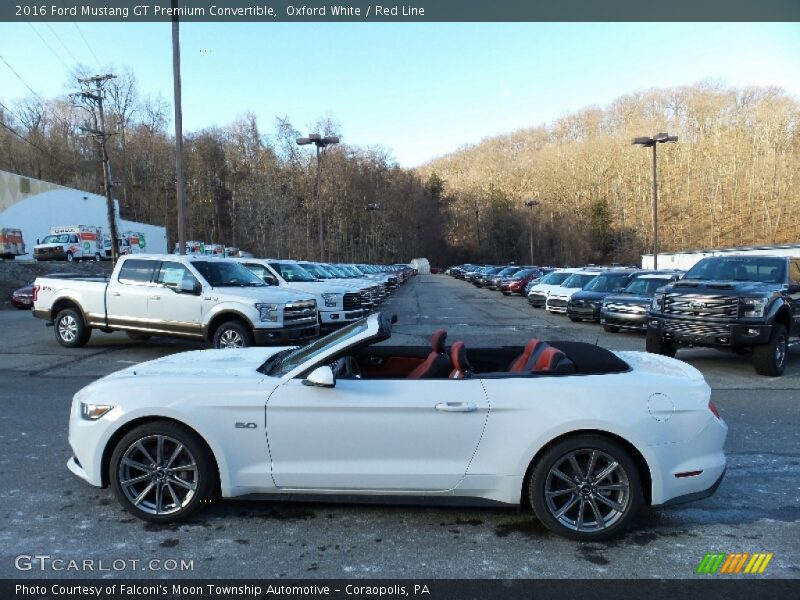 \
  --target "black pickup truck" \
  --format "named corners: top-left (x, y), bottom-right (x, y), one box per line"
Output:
top-left (647, 255), bottom-right (800, 376)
